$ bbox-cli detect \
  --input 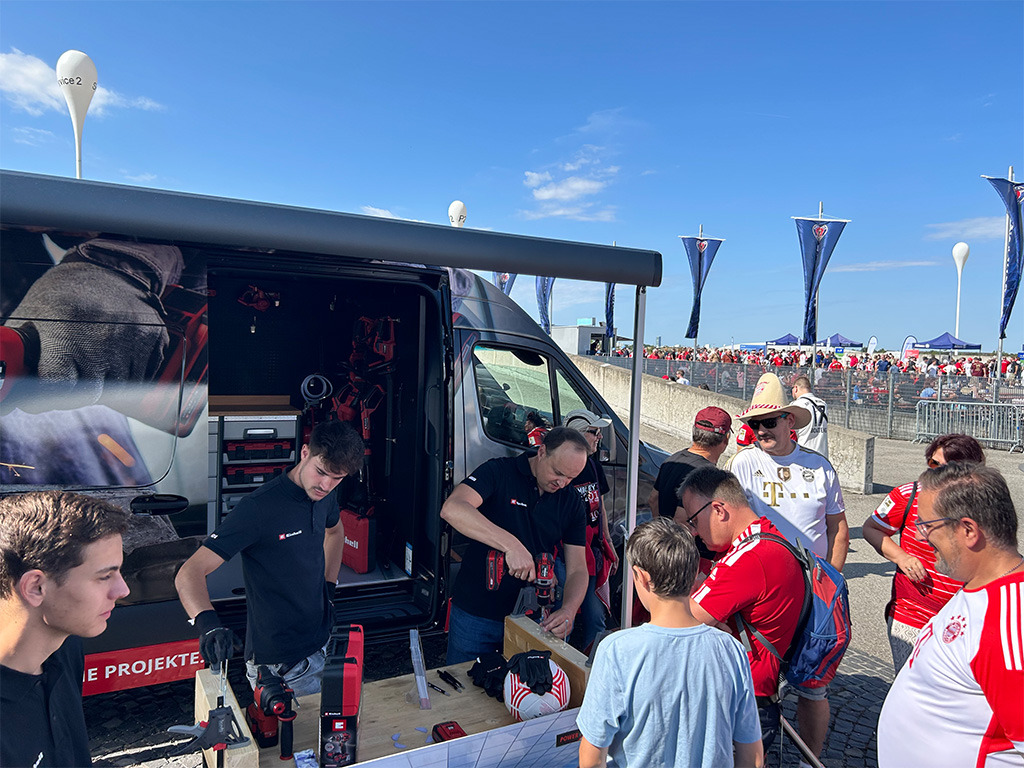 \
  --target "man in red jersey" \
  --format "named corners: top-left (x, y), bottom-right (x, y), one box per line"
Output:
top-left (681, 467), bottom-right (803, 759)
